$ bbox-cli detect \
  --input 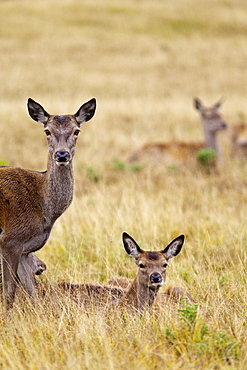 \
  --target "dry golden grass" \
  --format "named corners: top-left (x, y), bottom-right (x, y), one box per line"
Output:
top-left (1, 0), bottom-right (247, 368)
